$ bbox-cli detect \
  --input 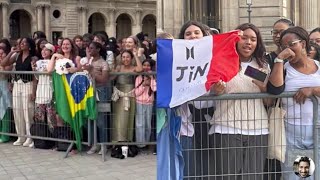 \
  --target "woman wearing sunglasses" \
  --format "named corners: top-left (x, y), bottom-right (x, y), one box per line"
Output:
top-left (268, 26), bottom-right (320, 180)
